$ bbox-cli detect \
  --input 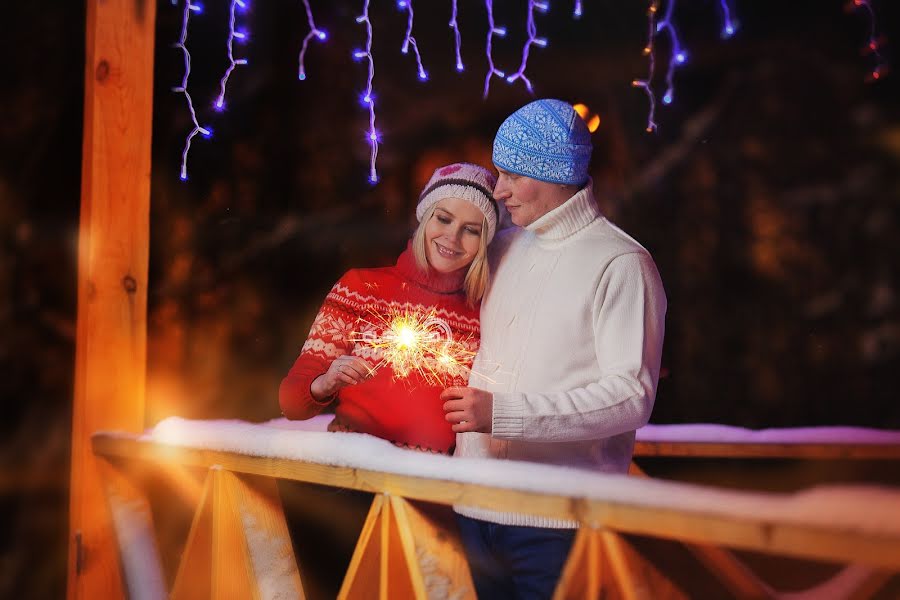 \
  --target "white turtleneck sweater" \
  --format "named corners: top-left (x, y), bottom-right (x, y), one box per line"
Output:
top-left (455, 182), bottom-right (667, 528)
